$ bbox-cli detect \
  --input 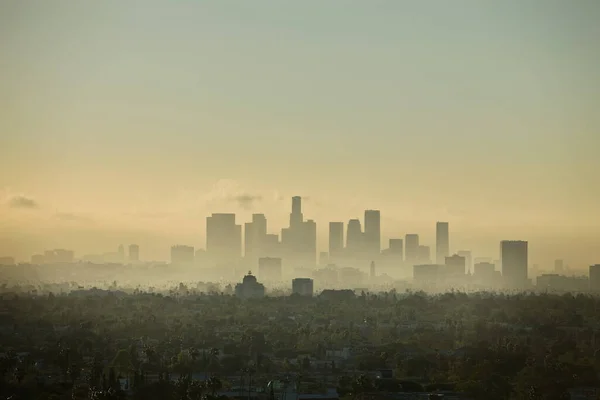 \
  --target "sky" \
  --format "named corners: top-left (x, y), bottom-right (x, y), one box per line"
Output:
top-left (1, 0), bottom-right (599, 269)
